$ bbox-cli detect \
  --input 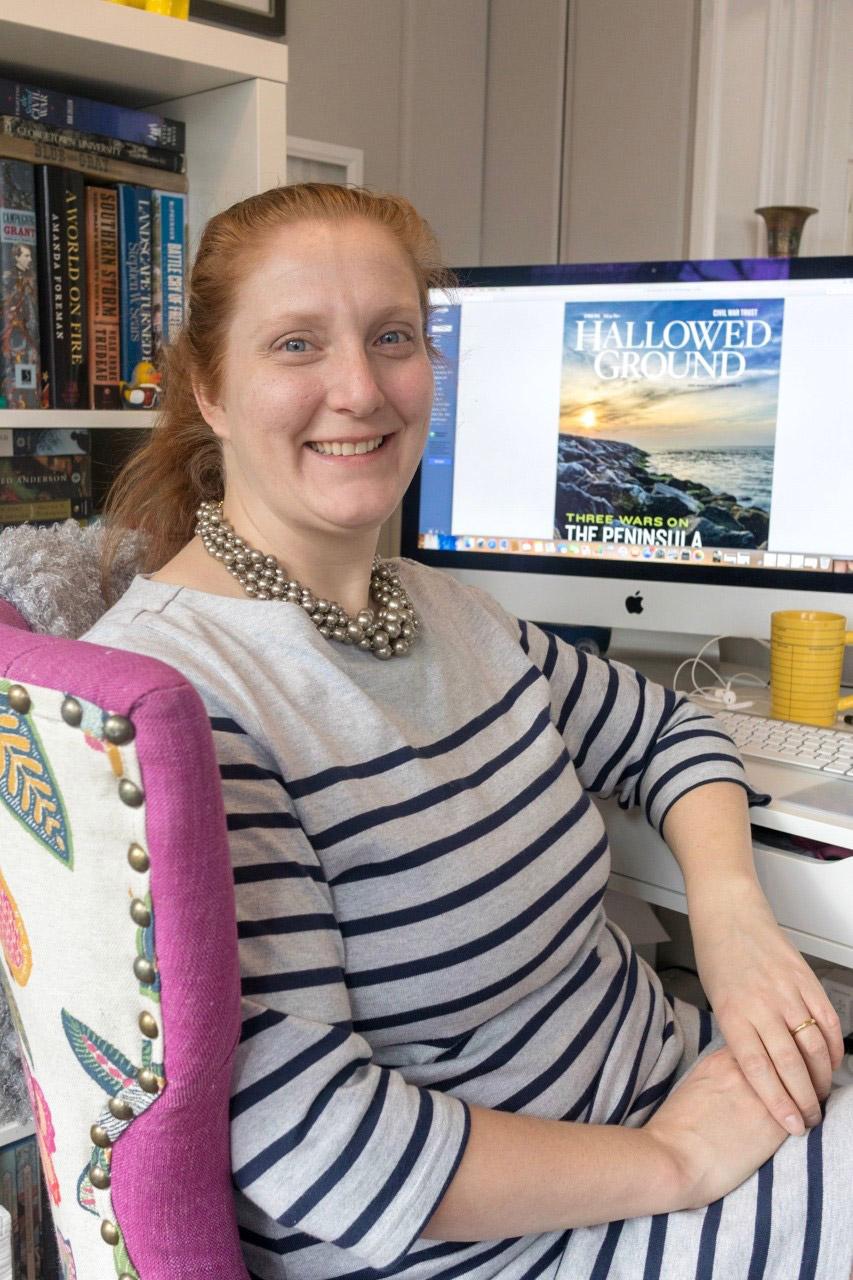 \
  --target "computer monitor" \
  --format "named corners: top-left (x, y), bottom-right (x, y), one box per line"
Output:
top-left (400, 256), bottom-right (853, 645)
